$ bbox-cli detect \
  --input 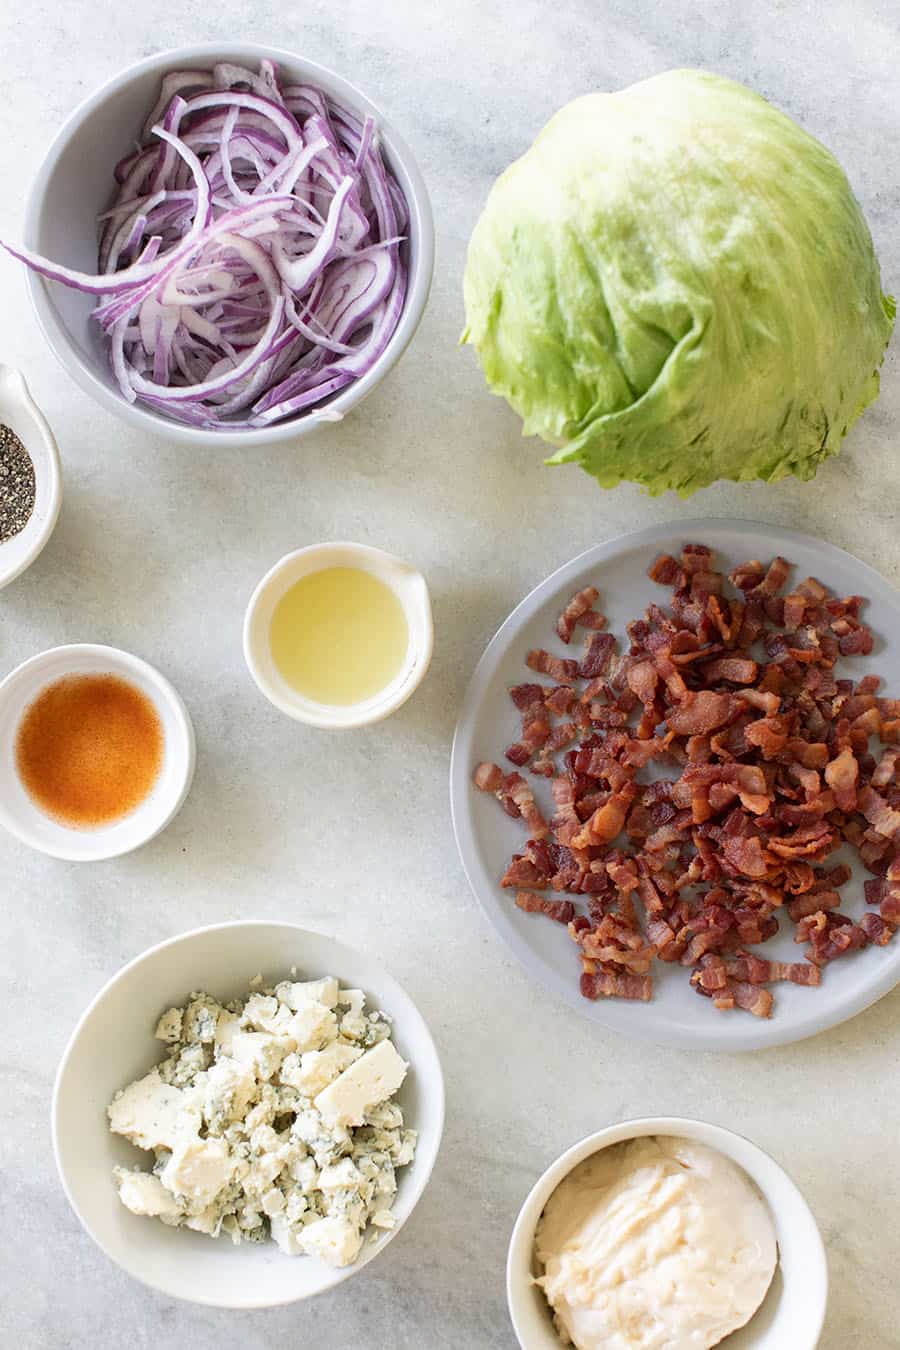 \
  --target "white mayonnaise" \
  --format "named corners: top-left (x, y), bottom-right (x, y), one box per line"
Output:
top-left (534, 1136), bottom-right (777, 1350)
